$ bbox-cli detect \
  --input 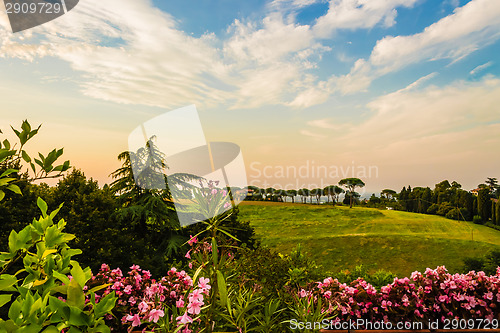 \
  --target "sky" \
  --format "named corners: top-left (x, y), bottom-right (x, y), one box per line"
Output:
top-left (1, 0), bottom-right (499, 196)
